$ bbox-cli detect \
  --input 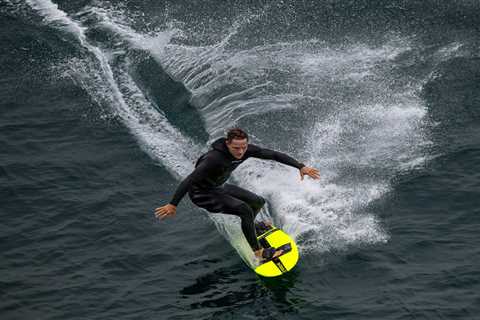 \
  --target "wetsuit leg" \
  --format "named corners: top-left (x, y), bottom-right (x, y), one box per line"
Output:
top-left (222, 199), bottom-right (261, 251)
top-left (222, 183), bottom-right (266, 216)
top-left (189, 188), bottom-right (261, 251)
